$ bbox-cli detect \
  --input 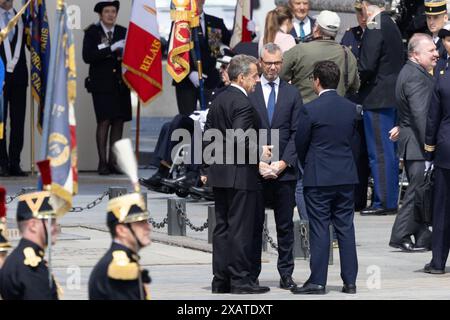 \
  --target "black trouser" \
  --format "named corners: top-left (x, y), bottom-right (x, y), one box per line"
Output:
top-left (251, 180), bottom-right (296, 281)
top-left (175, 86), bottom-right (212, 116)
top-left (0, 81), bottom-right (27, 168)
top-left (212, 187), bottom-right (257, 289)
top-left (430, 166), bottom-right (450, 269)
top-left (304, 185), bottom-right (358, 286)
top-left (390, 160), bottom-right (431, 246)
